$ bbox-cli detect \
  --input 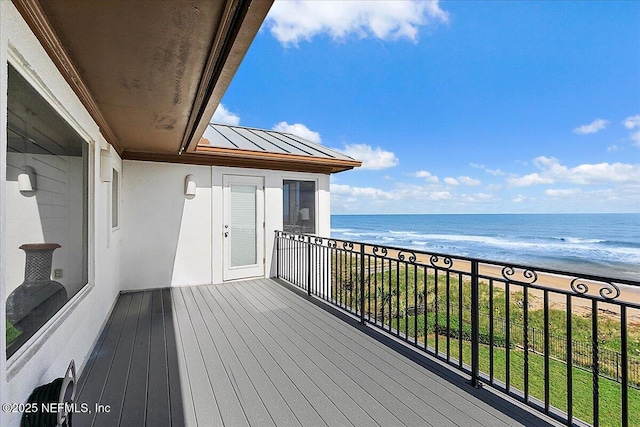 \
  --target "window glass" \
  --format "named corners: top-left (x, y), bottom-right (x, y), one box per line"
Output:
top-left (283, 180), bottom-right (315, 234)
top-left (5, 65), bottom-right (89, 358)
